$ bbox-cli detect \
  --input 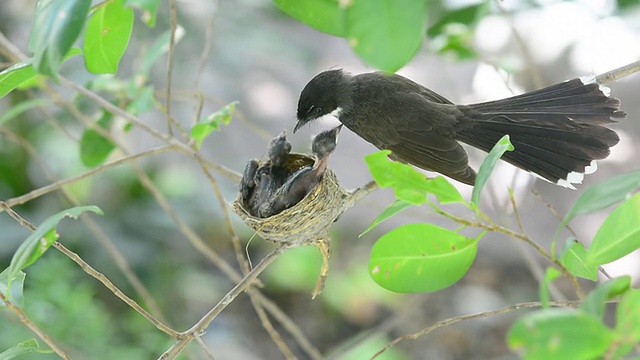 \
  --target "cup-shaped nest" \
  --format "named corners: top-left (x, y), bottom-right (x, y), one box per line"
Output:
top-left (232, 153), bottom-right (348, 246)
